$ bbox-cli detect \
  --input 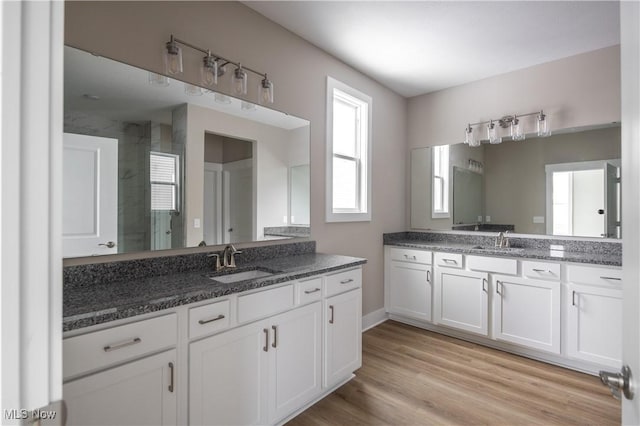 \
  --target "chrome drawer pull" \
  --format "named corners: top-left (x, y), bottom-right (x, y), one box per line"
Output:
top-left (572, 290), bottom-right (578, 306)
top-left (272, 325), bottom-right (278, 348)
top-left (426, 270), bottom-right (431, 283)
top-left (482, 278), bottom-right (488, 293)
top-left (103, 337), bottom-right (141, 352)
top-left (601, 276), bottom-right (622, 281)
top-left (304, 288), bottom-right (321, 294)
top-left (198, 314), bottom-right (225, 325)
top-left (496, 280), bottom-right (502, 295)
top-left (168, 362), bottom-right (174, 393)
top-left (263, 328), bottom-right (269, 352)
top-left (443, 259), bottom-right (458, 264)
top-left (329, 305), bottom-right (335, 324)
top-left (340, 278), bottom-right (354, 284)
top-left (533, 268), bottom-right (552, 274)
